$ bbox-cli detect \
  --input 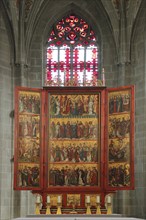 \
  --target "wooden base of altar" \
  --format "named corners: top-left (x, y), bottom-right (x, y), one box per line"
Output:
top-left (13, 214), bottom-right (143, 220)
